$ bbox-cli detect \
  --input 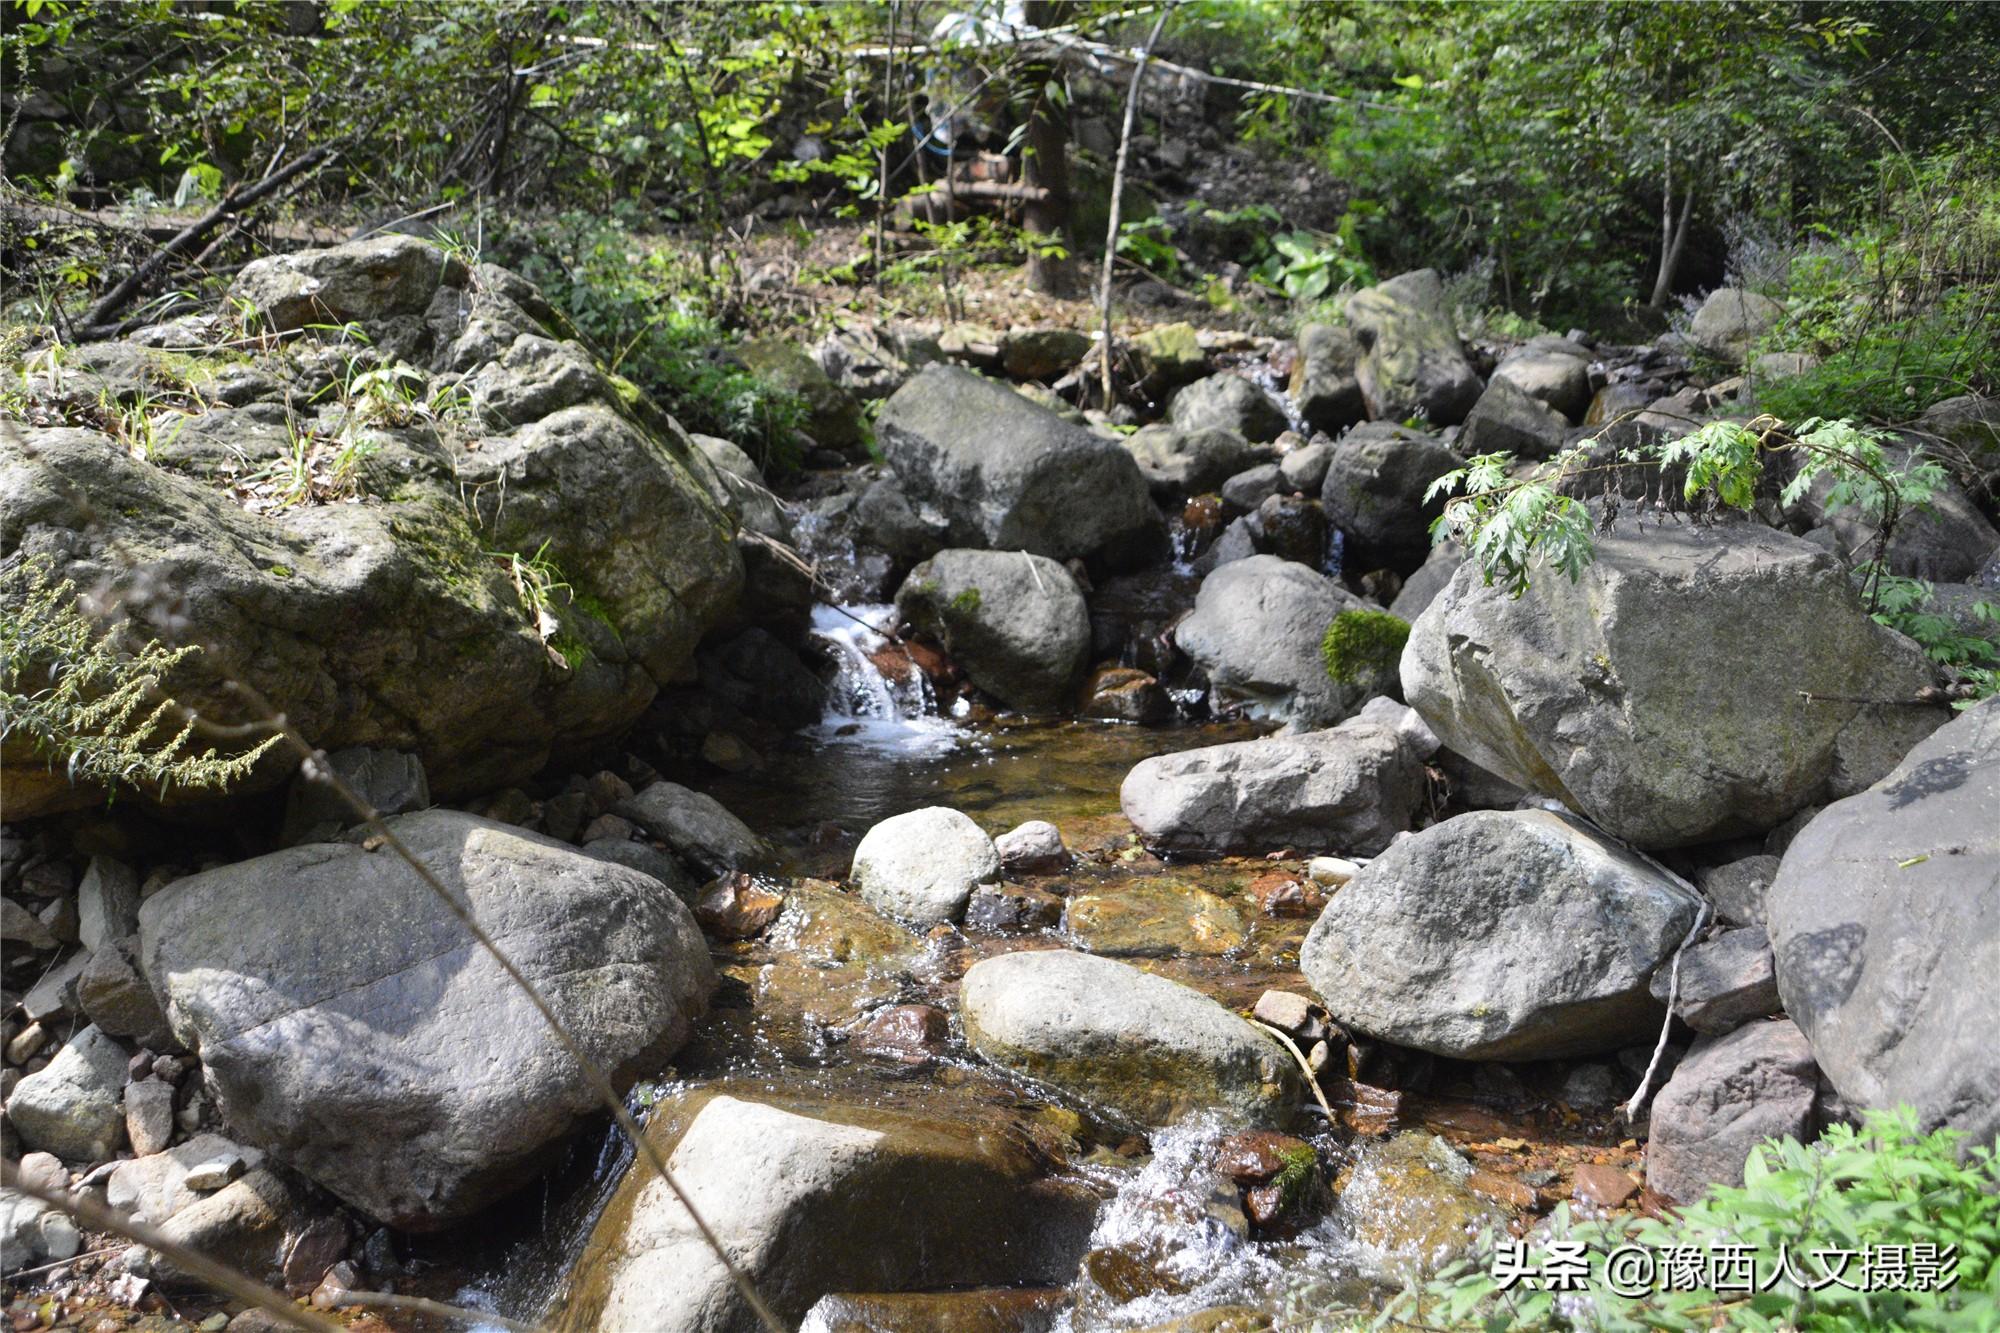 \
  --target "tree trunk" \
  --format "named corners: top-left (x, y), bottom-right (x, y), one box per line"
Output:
top-left (1021, 0), bottom-right (1076, 296)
